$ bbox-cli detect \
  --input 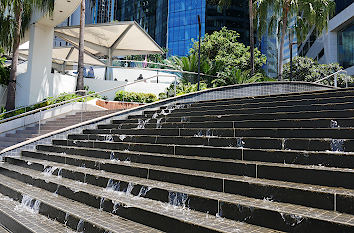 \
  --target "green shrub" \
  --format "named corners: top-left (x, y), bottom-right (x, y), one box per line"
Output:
top-left (159, 82), bottom-right (208, 99)
top-left (114, 91), bottom-right (157, 103)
